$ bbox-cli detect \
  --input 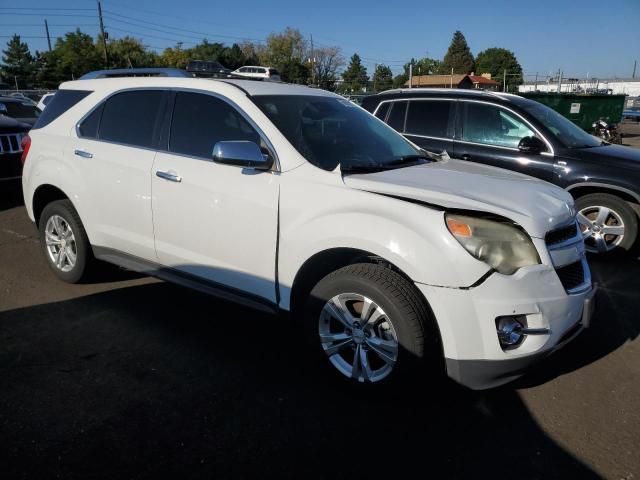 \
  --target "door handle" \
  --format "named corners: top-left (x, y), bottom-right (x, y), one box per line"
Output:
top-left (156, 170), bottom-right (182, 183)
top-left (74, 149), bottom-right (93, 158)
top-left (461, 154), bottom-right (471, 161)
